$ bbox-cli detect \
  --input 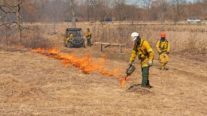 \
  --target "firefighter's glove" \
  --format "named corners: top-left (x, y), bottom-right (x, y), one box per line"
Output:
top-left (148, 60), bottom-right (153, 66)
top-left (128, 62), bottom-right (133, 67)
top-left (159, 51), bottom-right (163, 55)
